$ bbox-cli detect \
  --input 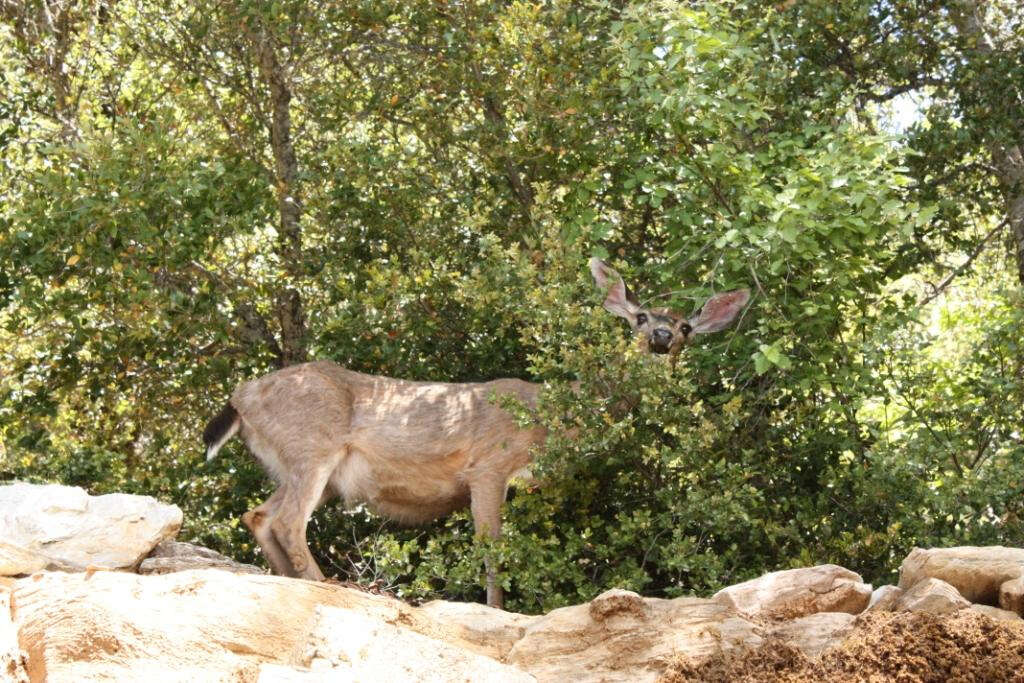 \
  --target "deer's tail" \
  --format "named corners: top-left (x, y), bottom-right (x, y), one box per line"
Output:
top-left (203, 403), bottom-right (240, 461)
